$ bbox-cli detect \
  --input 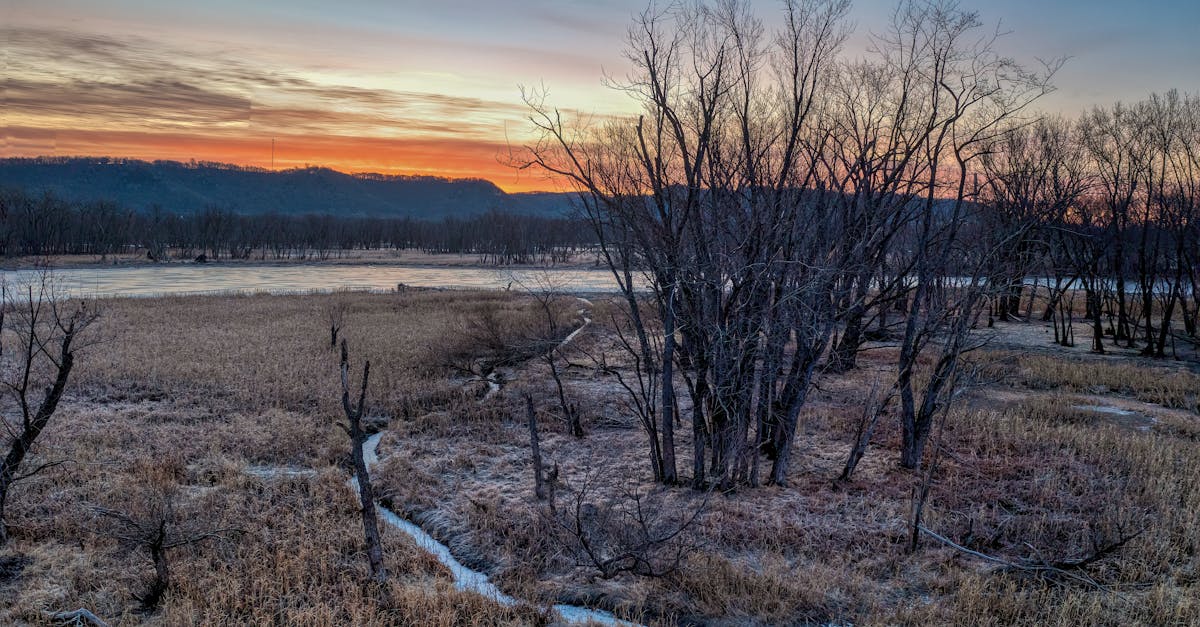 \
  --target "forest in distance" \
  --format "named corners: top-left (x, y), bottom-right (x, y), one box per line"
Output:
top-left (2, 0), bottom-right (1200, 624)
top-left (0, 187), bottom-right (592, 266)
